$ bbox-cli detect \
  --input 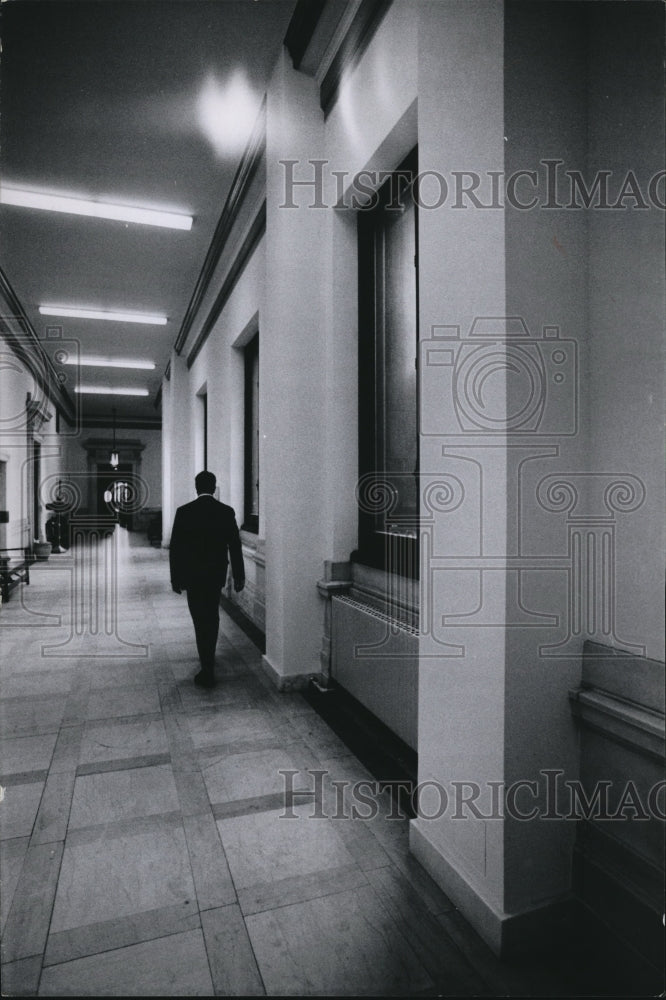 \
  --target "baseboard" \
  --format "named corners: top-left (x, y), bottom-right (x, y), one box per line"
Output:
top-left (409, 818), bottom-right (573, 958)
top-left (259, 654), bottom-right (311, 692)
top-left (410, 815), bottom-right (666, 985)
